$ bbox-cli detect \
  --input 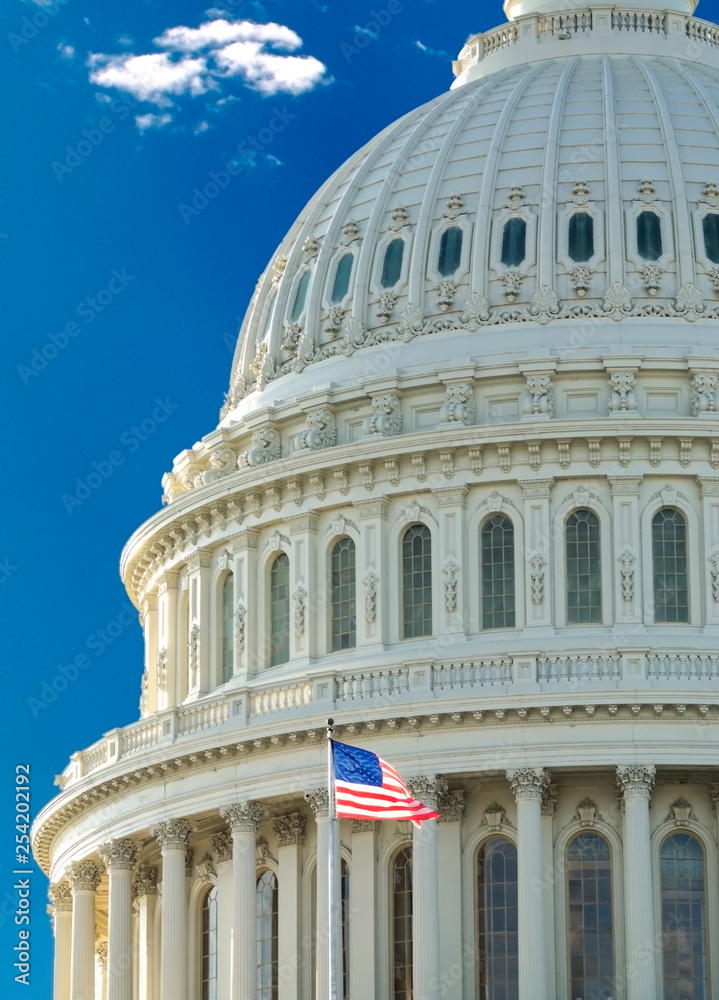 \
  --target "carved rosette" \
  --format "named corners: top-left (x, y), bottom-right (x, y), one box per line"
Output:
top-left (616, 765), bottom-right (656, 800)
top-left (212, 832), bottom-right (233, 863)
top-left (133, 866), bottom-right (159, 899)
top-left (407, 775), bottom-right (447, 813)
top-left (507, 767), bottom-right (551, 802)
top-left (48, 881), bottom-right (73, 913)
top-left (151, 819), bottom-right (194, 853)
top-left (66, 861), bottom-right (103, 893)
top-left (273, 813), bottom-right (307, 847)
top-left (305, 788), bottom-right (330, 819)
top-left (98, 839), bottom-right (138, 872)
top-left (221, 801), bottom-right (265, 835)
